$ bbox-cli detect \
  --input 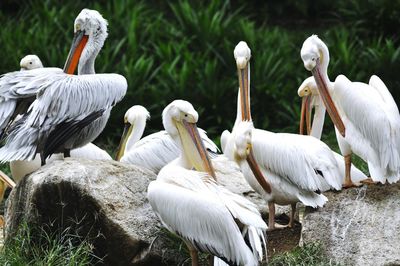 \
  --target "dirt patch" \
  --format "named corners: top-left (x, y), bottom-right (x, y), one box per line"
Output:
top-left (266, 213), bottom-right (302, 258)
